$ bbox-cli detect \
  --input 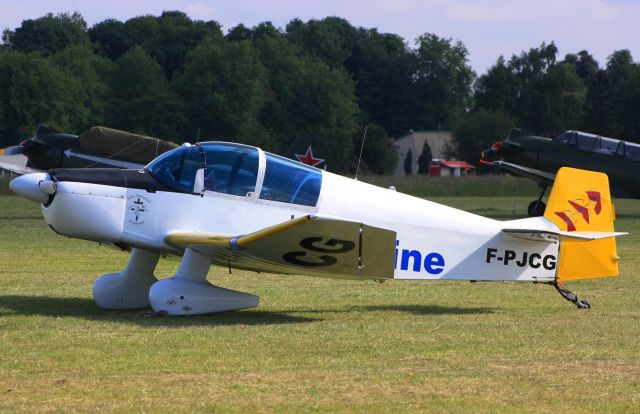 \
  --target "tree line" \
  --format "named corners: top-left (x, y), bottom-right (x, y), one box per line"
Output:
top-left (1, 11), bottom-right (639, 173)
